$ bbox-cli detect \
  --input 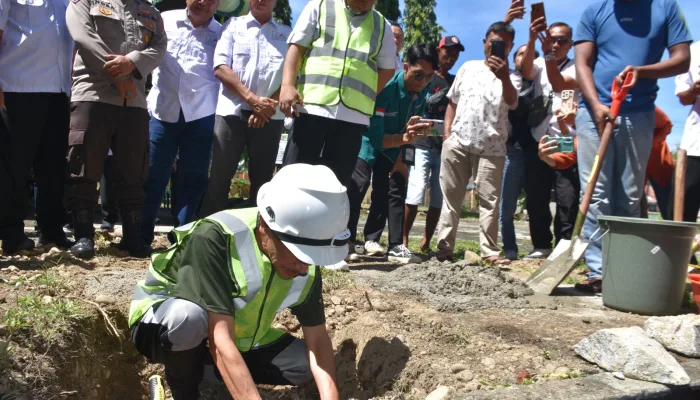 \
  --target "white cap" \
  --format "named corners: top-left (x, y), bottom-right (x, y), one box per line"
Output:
top-left (257, 164), bottom-right (350, 266)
